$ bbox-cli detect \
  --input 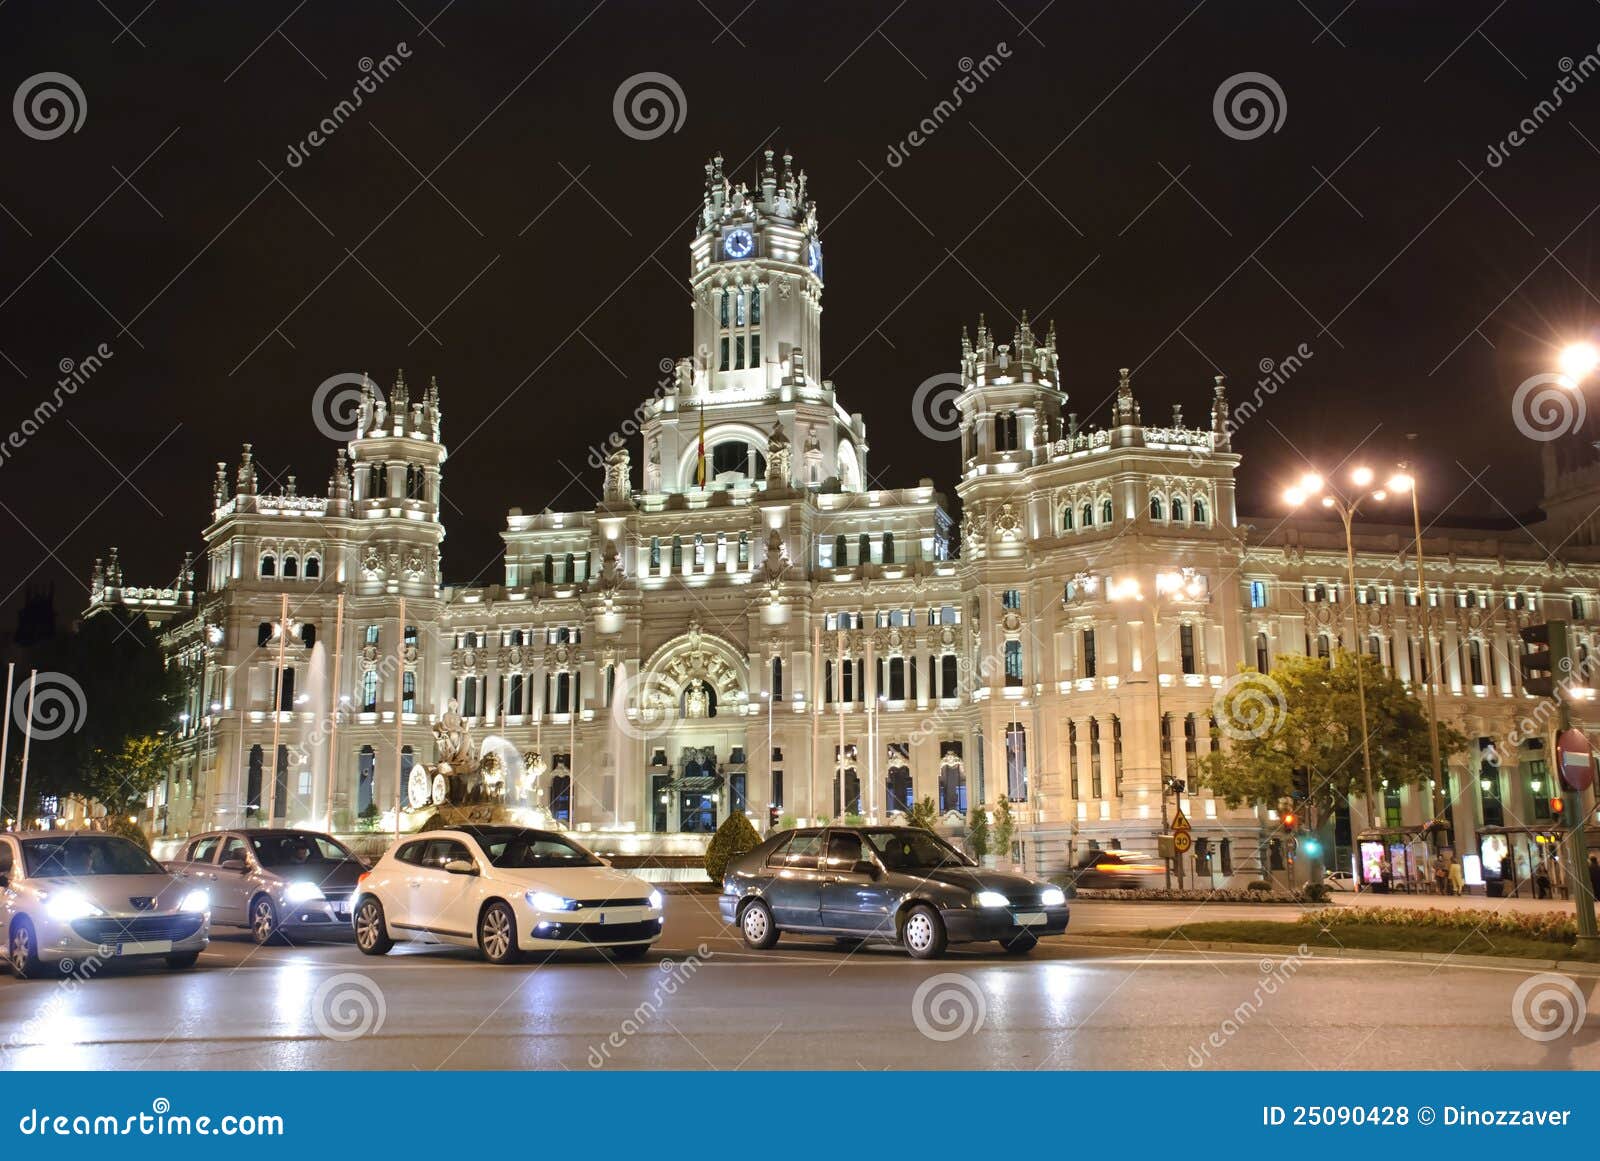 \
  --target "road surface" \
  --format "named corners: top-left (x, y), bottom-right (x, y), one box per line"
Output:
top-left (2, 896), bottom-right (1595, 1070)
